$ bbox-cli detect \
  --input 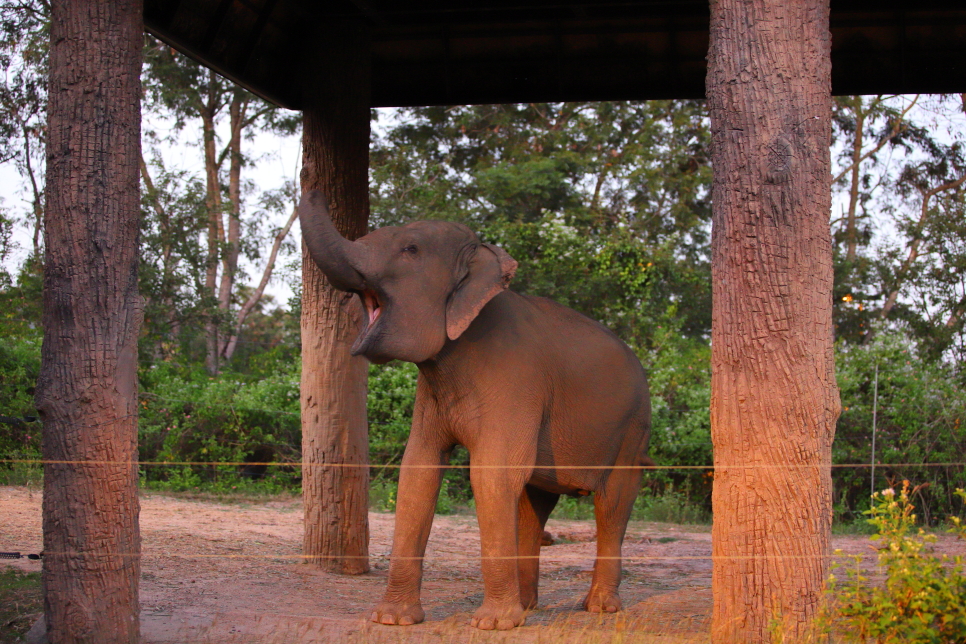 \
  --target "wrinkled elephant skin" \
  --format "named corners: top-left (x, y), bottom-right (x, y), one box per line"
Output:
top-left (299, 190), bottom-right (652, 629)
